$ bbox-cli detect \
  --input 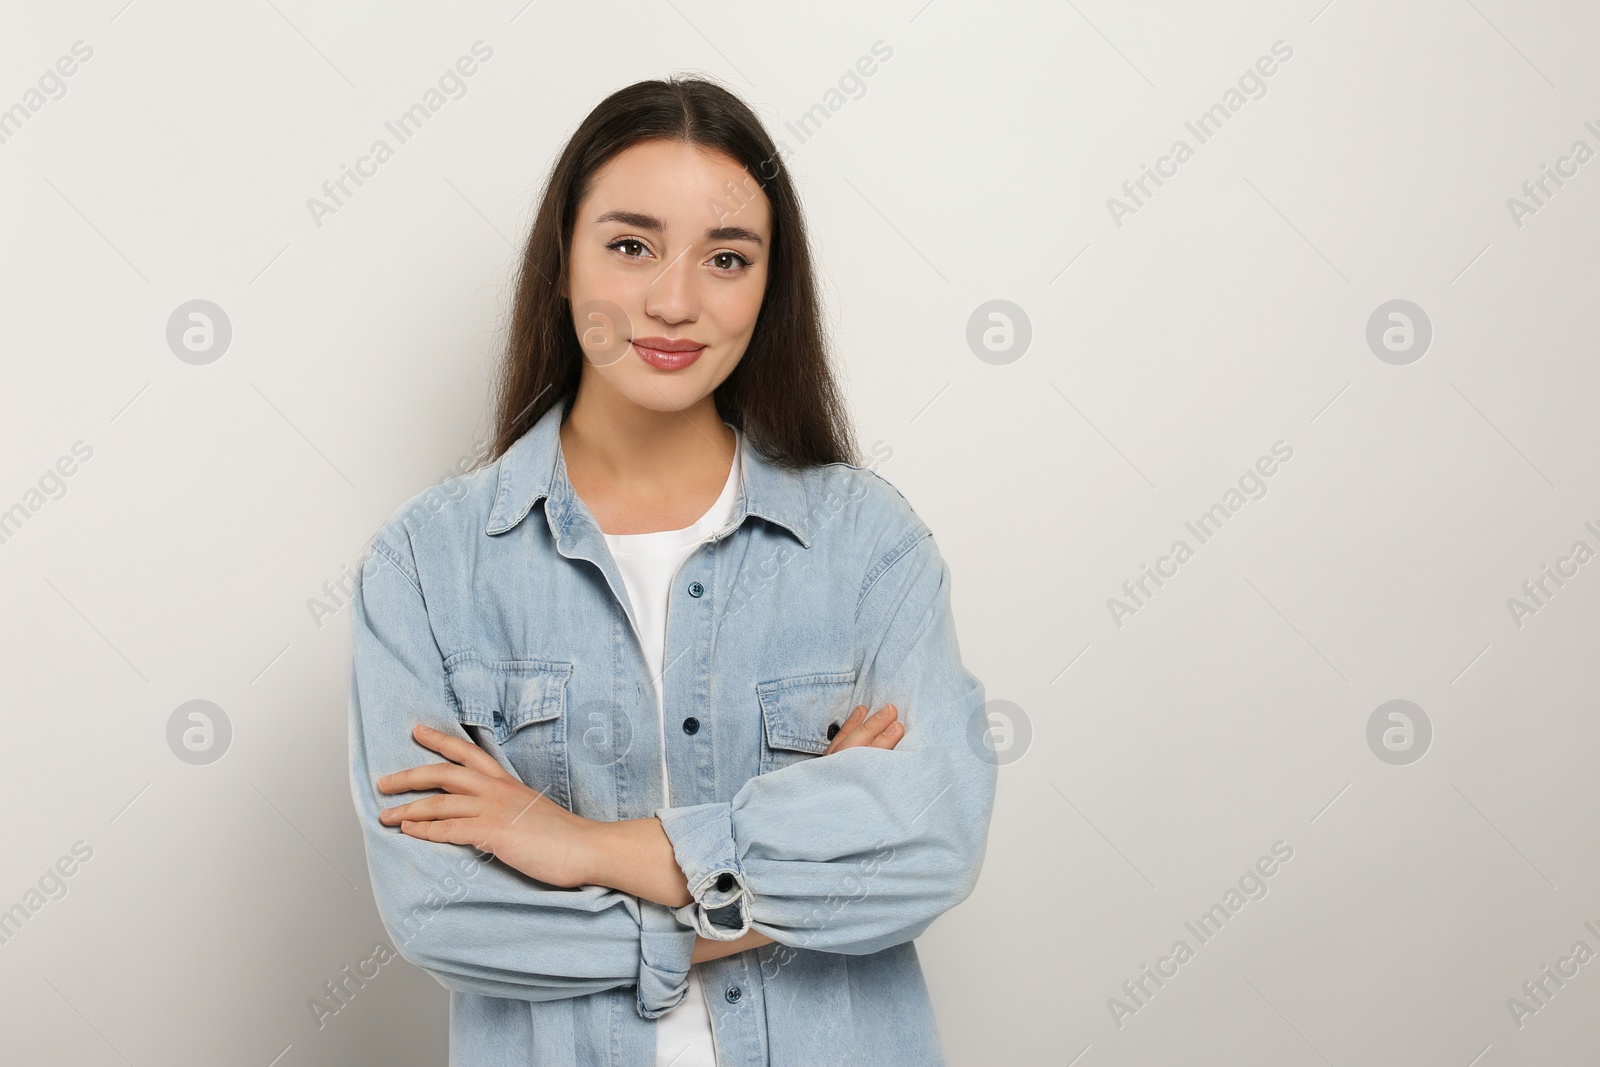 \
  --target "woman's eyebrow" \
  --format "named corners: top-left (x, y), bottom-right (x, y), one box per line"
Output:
top-left (593, 209), bottom-right (764, 248)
